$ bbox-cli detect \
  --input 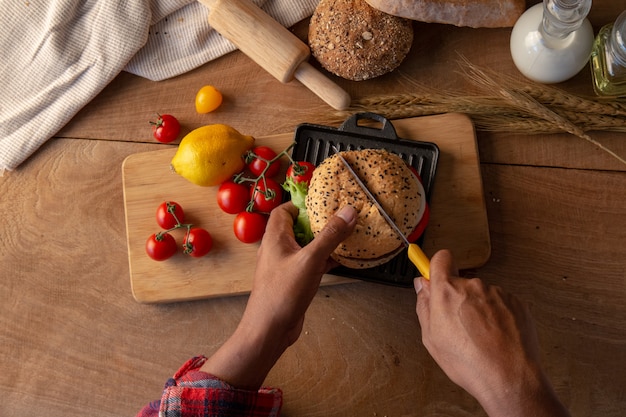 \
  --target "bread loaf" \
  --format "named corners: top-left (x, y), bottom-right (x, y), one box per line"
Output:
top-left (309, 0), bottom-right (413, 81)
top-left (364, 0), bottom-right (526, 28)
